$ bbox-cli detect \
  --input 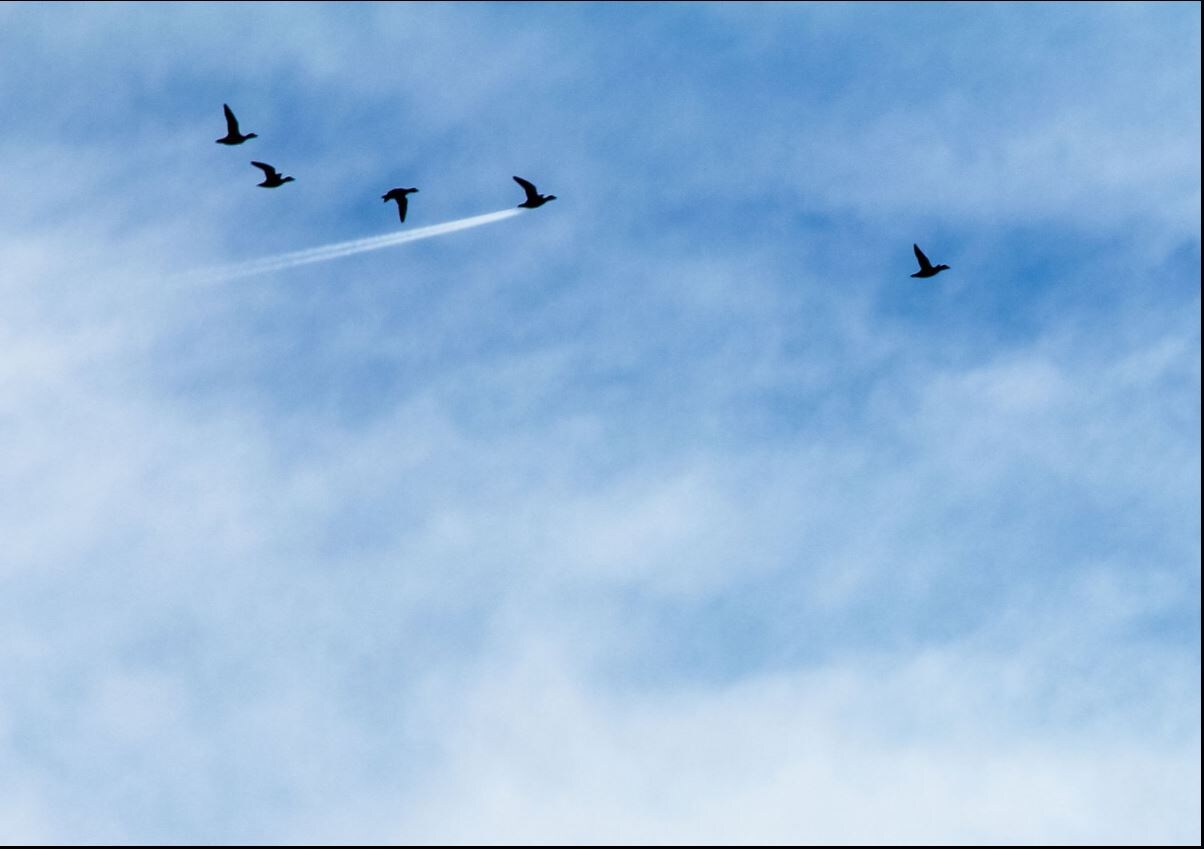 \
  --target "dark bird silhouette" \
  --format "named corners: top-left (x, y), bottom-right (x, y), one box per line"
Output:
top-left (911, 243), bottom-right (950, 278)
top-left (382, 187), bottom-right (419, 222)
top-left (215, 104), bottom-right (257, 145)
top-left (513, 176), bottom-right (556, 209)
top-left (251, 161), bottom-right (294, 188)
